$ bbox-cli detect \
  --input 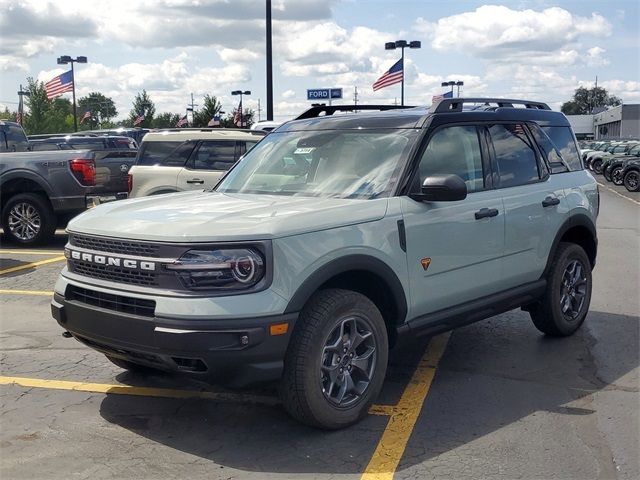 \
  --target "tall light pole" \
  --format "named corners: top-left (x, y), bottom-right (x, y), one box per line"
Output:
top-left (384, 40), bottom-right (421, 106)
top-left (57, 55), bottom-right (87, 132)
top-left (17, 85), bottom-right (30, 126)
top-left (231, 90), bottom-right (251, 128)
top-left (266, 0), bottom-right (273, 121)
